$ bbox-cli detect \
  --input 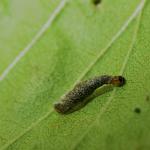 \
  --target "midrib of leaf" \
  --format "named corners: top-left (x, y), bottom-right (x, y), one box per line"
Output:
top-left (71, 4), bottom-right (145, 150)
top-left (0, 0), bottom-right (145, 150)
top-left (71, 0), bottom-right (145, 85)
top-left (0, 0), bottom-right (68, 81)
